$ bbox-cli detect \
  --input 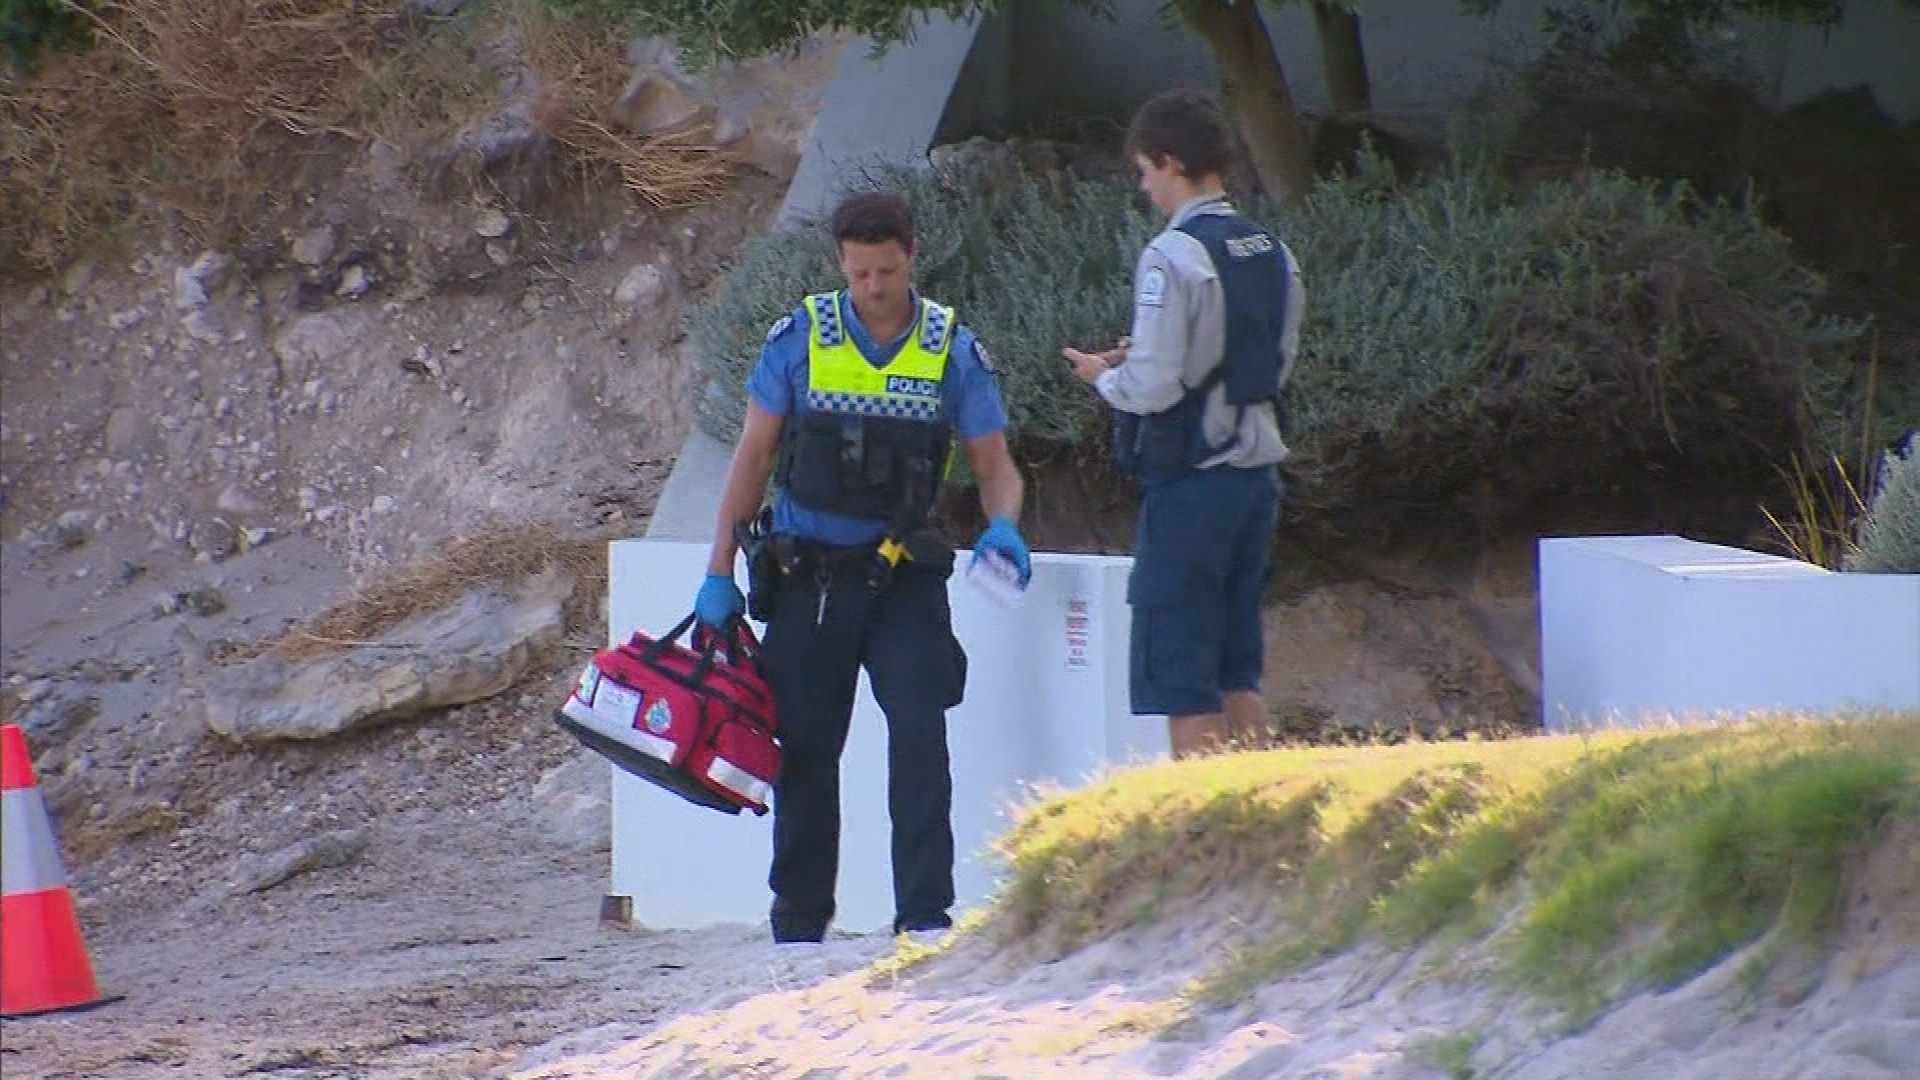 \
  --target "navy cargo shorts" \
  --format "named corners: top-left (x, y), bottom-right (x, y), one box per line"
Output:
top-left (1127, 463), bottom-right (1282, 717)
